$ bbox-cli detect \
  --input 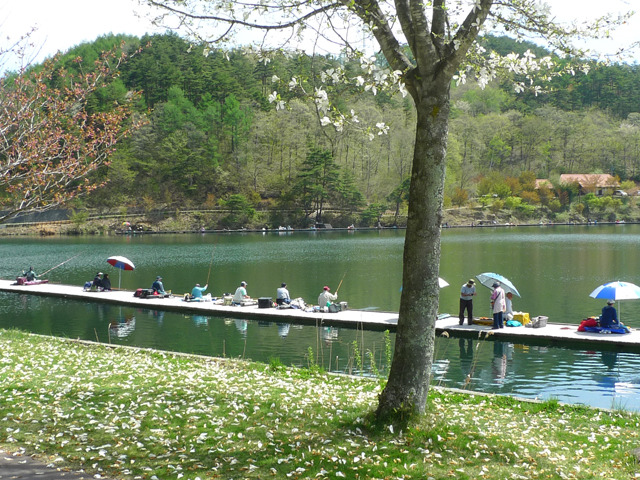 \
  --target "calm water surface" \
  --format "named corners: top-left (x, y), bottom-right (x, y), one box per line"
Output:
top-left (1, 225), bottom-right (640, 411)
